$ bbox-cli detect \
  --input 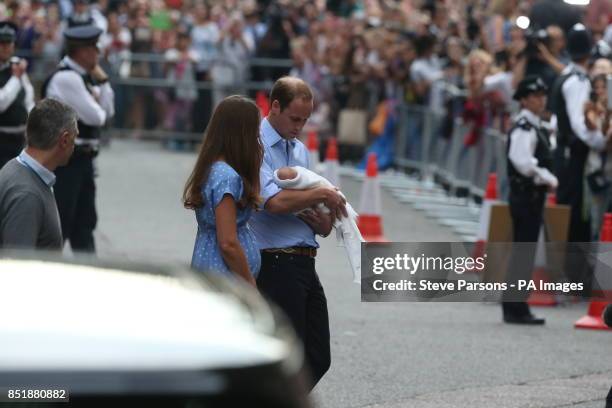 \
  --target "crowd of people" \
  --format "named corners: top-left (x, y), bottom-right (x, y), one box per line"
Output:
top-left (0, 0), bottom-right (609, 140)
